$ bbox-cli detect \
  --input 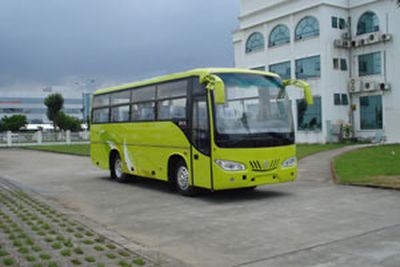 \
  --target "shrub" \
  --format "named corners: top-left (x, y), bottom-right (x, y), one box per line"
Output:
top-left (55, 112), bottom-right (82, 131)
top-left (0, 115), bottom-right (27, 131)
